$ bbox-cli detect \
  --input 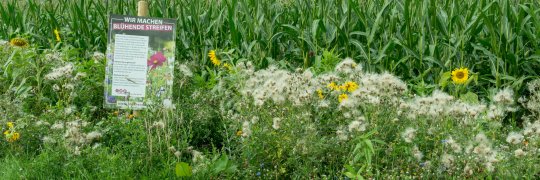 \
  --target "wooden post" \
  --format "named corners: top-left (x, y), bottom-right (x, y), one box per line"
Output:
top-left (133, 0), bottom-right (148, 118)
top-left (137, 1), bottom-right (149, 17)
